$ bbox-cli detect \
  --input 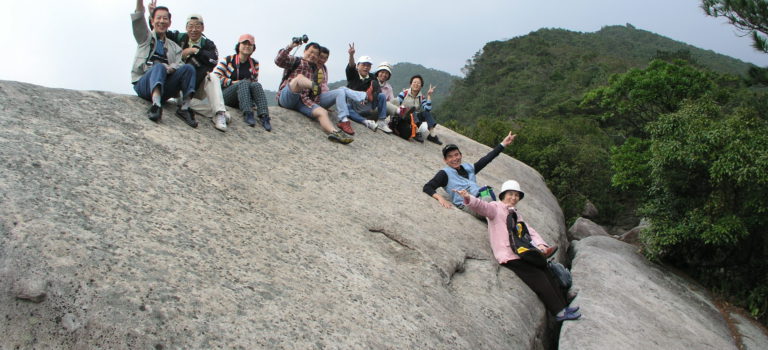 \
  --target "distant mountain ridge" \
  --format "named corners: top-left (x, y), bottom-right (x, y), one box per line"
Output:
top-left (438, 24), bottom-right (759, 126)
